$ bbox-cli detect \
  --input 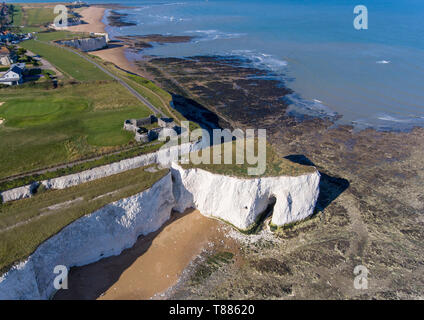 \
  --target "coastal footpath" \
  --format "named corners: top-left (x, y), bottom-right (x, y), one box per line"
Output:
top-left (0, 162), bottom-right (319, 299)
